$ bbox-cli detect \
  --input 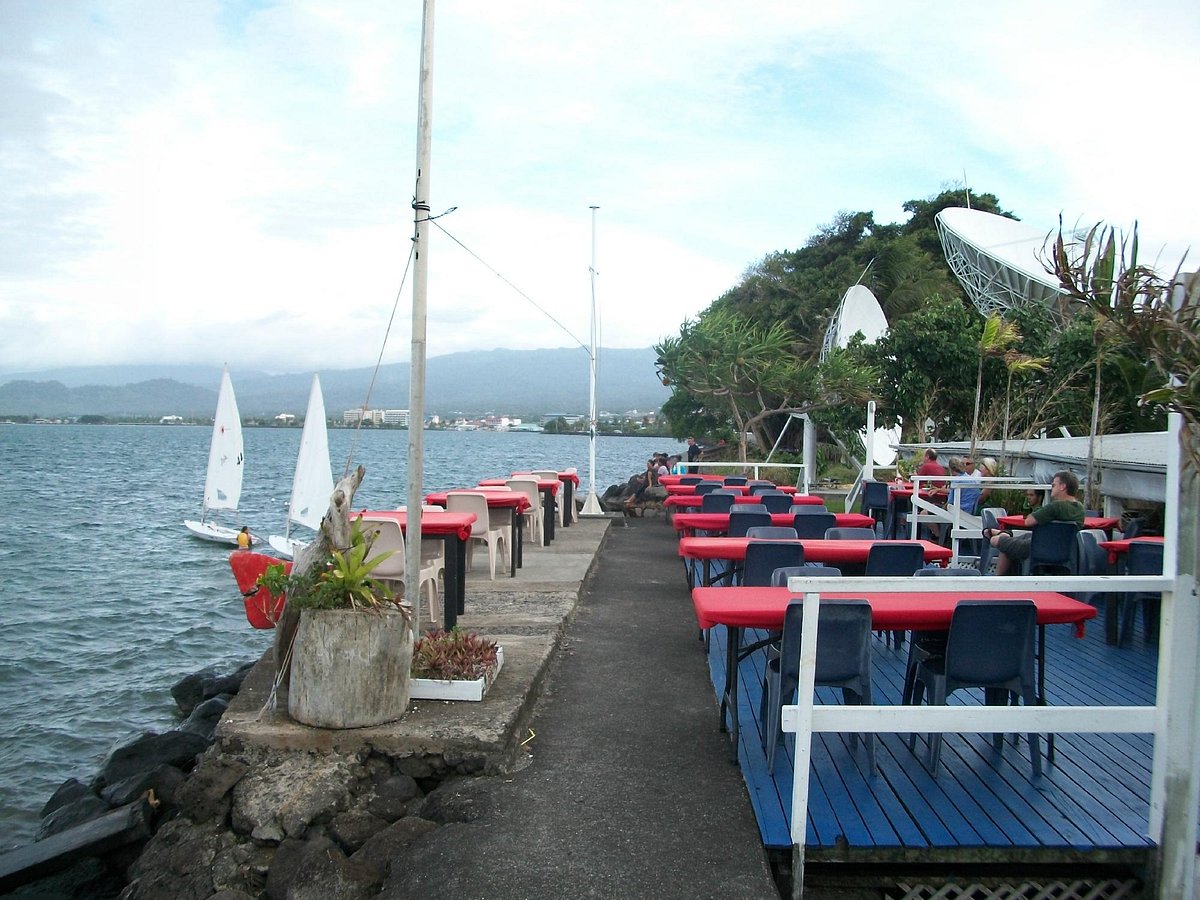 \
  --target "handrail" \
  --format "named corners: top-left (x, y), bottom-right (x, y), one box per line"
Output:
top-left (680, 460), bottom-right (809, 494)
